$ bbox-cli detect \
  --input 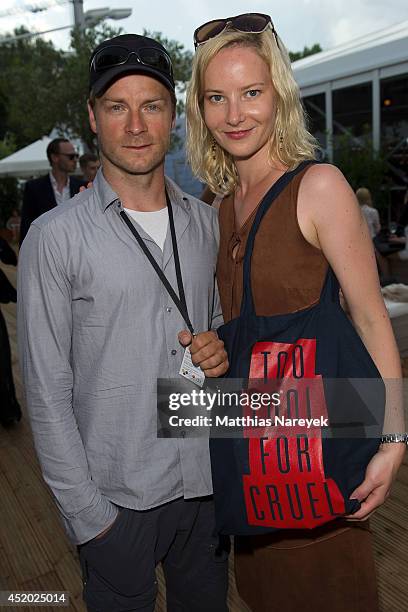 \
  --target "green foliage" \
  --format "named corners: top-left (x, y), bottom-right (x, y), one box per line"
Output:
top-left (142, 29), bottom-right (193, 84)
top-left (0, 177), bottom-right (20, 228)
top-left (0, 25), bottom-right (194, 156)
top-left (0, 27), bottom-right (64, 149)
top-left (0, 89), bottom-right (8, 140)
top-left (0, 133), bottom-right (17, 160)
top-left (289, 43), bottom-right (322, 63)
top-left (334, 132), bottom-right (389, 209)
top-left (54, 24), bottom-right (122, 152)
